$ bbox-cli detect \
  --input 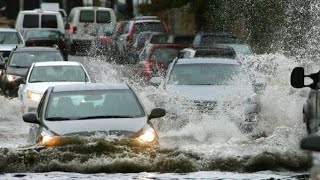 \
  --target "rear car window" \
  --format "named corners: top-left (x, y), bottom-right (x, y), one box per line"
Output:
top-left (23, 14), bottom-right (39, 28)
top-left (200, 36), bottom-right (240, 46)
top-left (41, 15), bottom-right (58, 28)
top-left (80, 10), bottom-right (94, 23)
top-left (134, 22), bottom-right (166, 34)
top-left (97, 11), bottom-right (111, 23)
